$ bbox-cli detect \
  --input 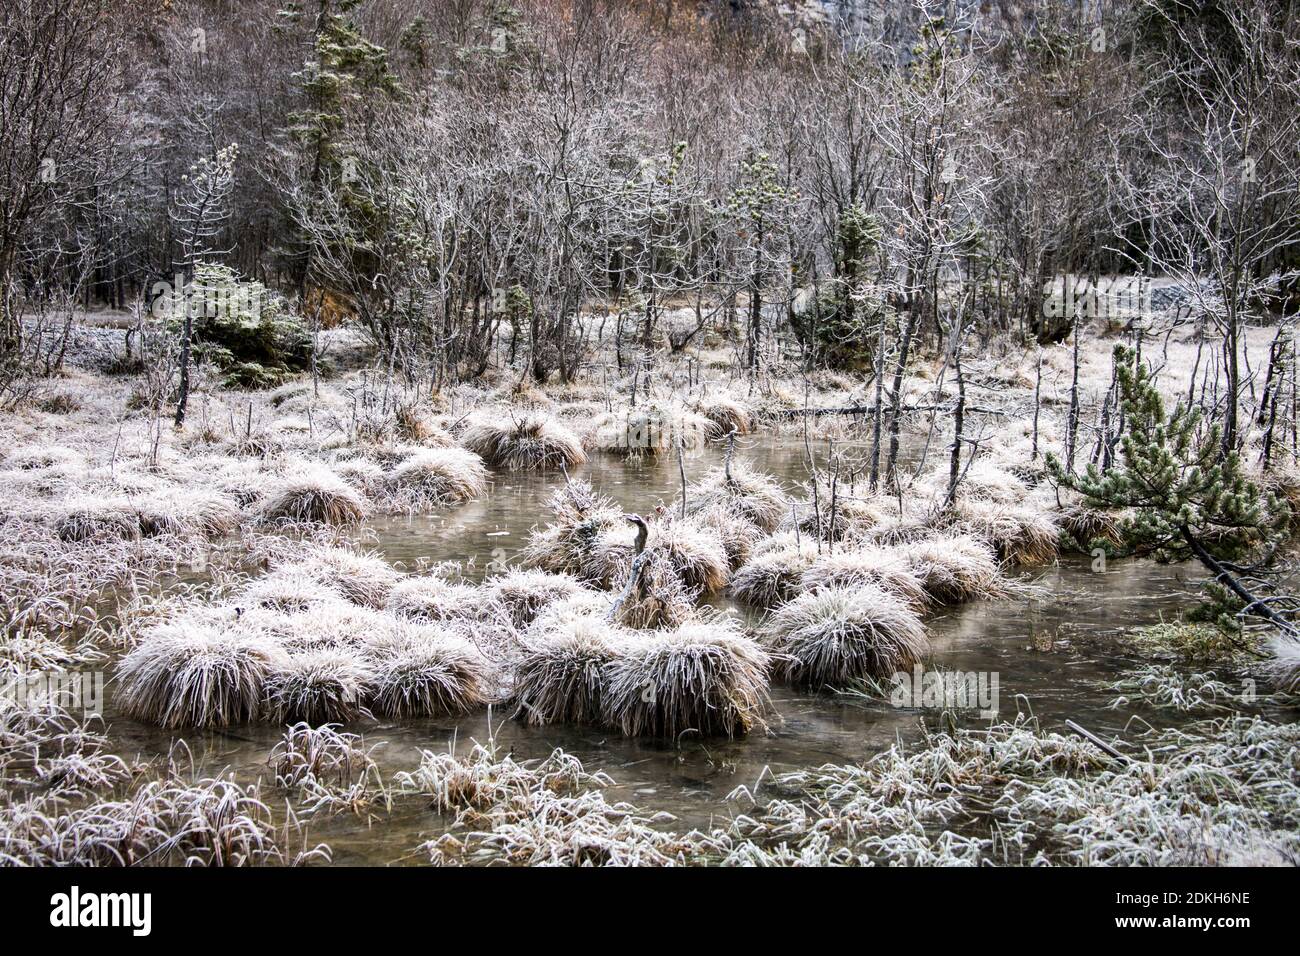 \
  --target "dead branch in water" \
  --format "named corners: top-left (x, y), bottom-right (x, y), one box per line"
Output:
top-left (773, 402), bottom-right (1007, 419)
top-left (1065, 720), bottom-right (1130, 765)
